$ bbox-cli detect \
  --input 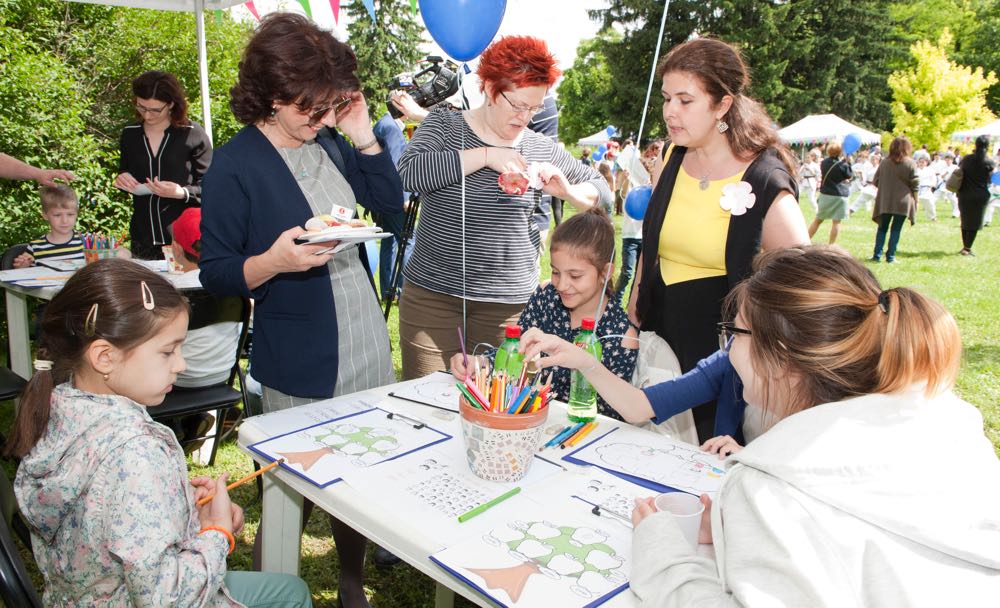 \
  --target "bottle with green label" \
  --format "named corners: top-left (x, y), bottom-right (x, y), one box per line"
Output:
top-left (567, 318), bottom-right (601, 423)
top-left (493, 325), bottom-right (524, 379)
